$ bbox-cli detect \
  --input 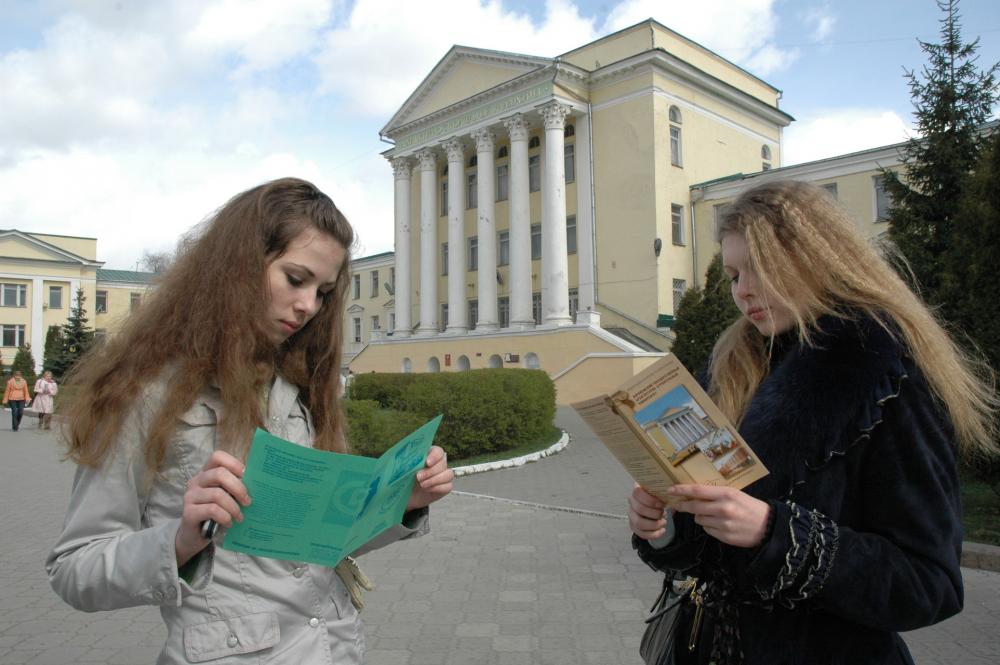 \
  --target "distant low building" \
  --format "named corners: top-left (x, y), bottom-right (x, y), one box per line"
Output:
top-left (0, 229), bottom-right (155, 370)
